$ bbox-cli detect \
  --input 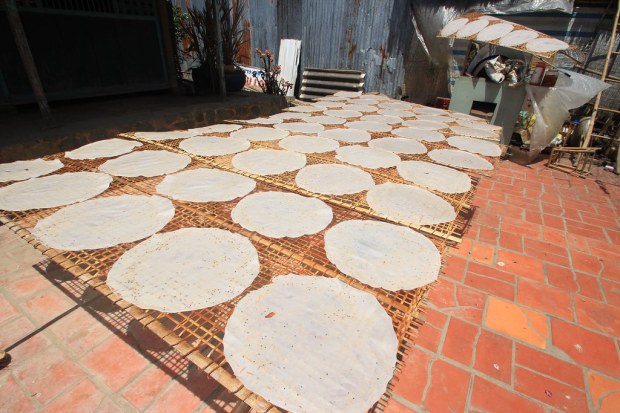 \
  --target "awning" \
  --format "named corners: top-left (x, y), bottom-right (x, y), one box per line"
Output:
top-left (437, 12), bottom-right (584, 63)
